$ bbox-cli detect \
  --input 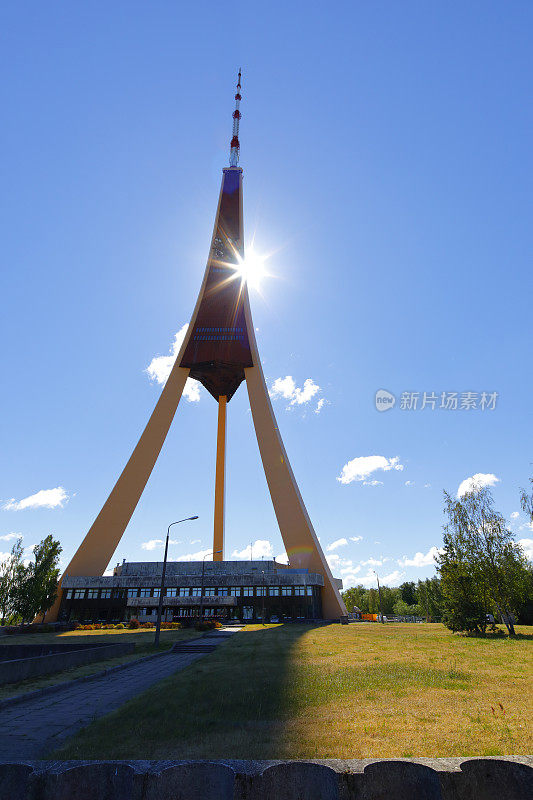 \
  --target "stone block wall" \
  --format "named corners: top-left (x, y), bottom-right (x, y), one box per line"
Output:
top-left (0, 642), bottom-right (135, 686)
top-left (0, 758), bottom-right (530, 799)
